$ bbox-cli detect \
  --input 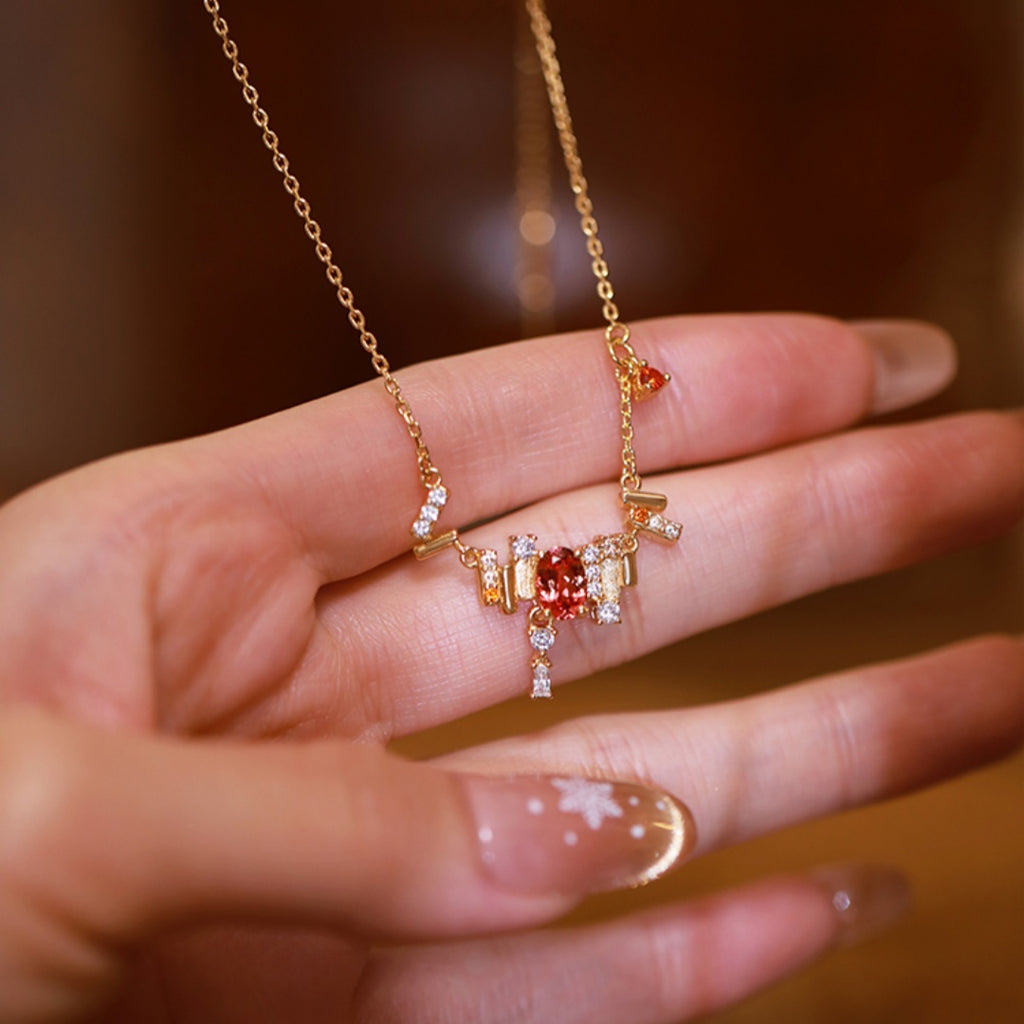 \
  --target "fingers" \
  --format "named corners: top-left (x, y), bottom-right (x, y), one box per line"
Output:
top-left (439, 636), bottom-right (1024, 855)
top-left (317, 410), bottom-right (1024, 728)
top-left (356, 869), bottom-right (909, 1024)
top-left (0, 709), bottom-right (694, 1021)
top-left (194, 314), bottom-right (953, 580)
top-left (0, 316), bottom-right (961, 734)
